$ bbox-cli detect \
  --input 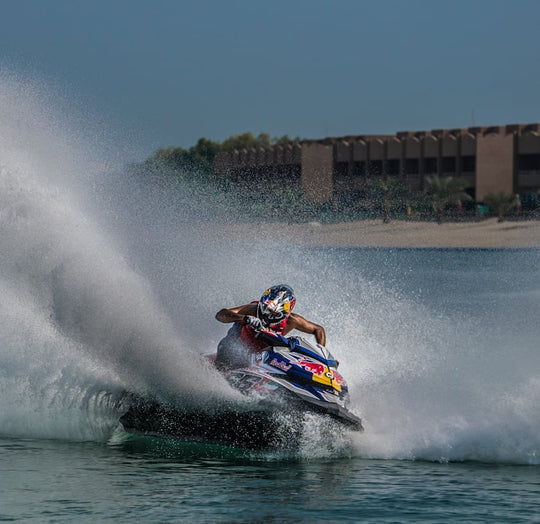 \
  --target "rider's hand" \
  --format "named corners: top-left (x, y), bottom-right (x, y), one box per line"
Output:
top-left (244, 315), bottom-right (263, 331)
